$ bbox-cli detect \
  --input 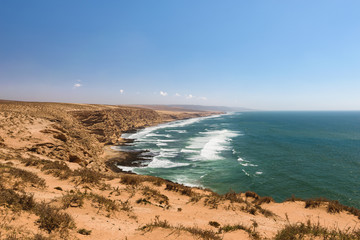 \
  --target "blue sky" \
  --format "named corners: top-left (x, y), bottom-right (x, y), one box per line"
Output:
top-left (1, 0), bottom-right (360, 110)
